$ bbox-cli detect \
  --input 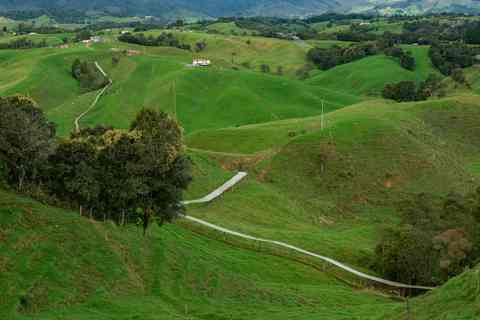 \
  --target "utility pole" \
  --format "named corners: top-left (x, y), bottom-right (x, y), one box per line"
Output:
top-left (172, 80), bottom-right (177, 120)
top-left (406, 297), bottom-right (413, 320)
top-left (321, 100), bottom-right (325, 131)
